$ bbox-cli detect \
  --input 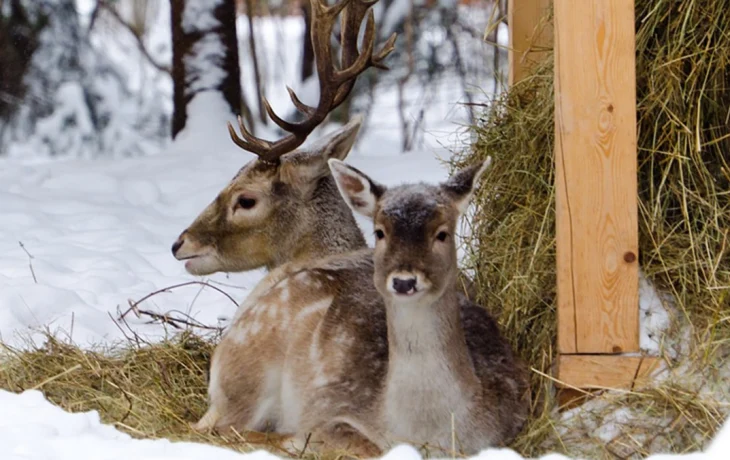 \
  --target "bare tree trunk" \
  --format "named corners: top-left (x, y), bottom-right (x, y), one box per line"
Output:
top-left (0, 0), bottom-right (45, 118)
top-left (489, 0), bottom-right (507, 89)
top-left (171, 0), bottom-right (243, 139)
top-left (397, 0), bottom-right (415, 152)
top-left (245, 0), bottom-right (266, 125)
top-left (300, 0), bottom-right (314, 82)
